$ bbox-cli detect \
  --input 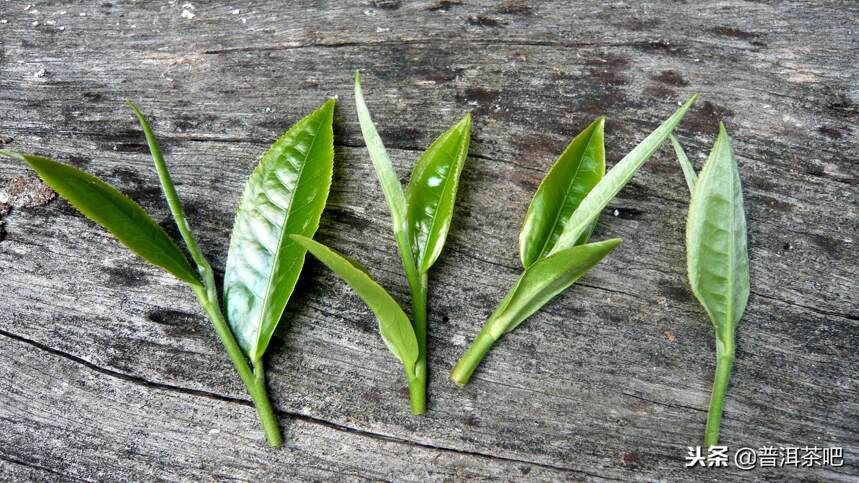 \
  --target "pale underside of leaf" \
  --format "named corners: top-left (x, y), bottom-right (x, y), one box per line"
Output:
top-left (292, 235), bottom-right (419, 375)
top-left (224, 100), bottom-right (335, 362)
top-left (550, 95), bottom-right (698, 254)
top-left (405, 114), bottom-right (471, 273)
top-left (0, 149), bottom-right (201, 286)
top-left (519, 116), bottom-right (606, 269)
top-left (686, 124), bottom-right (749, 339)
top-left (354, 71), bottom-right (409, 238)
top-left (670, 134), bottom-right (698, 194)
top-left (489, 238), bottom-right (622, 338)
